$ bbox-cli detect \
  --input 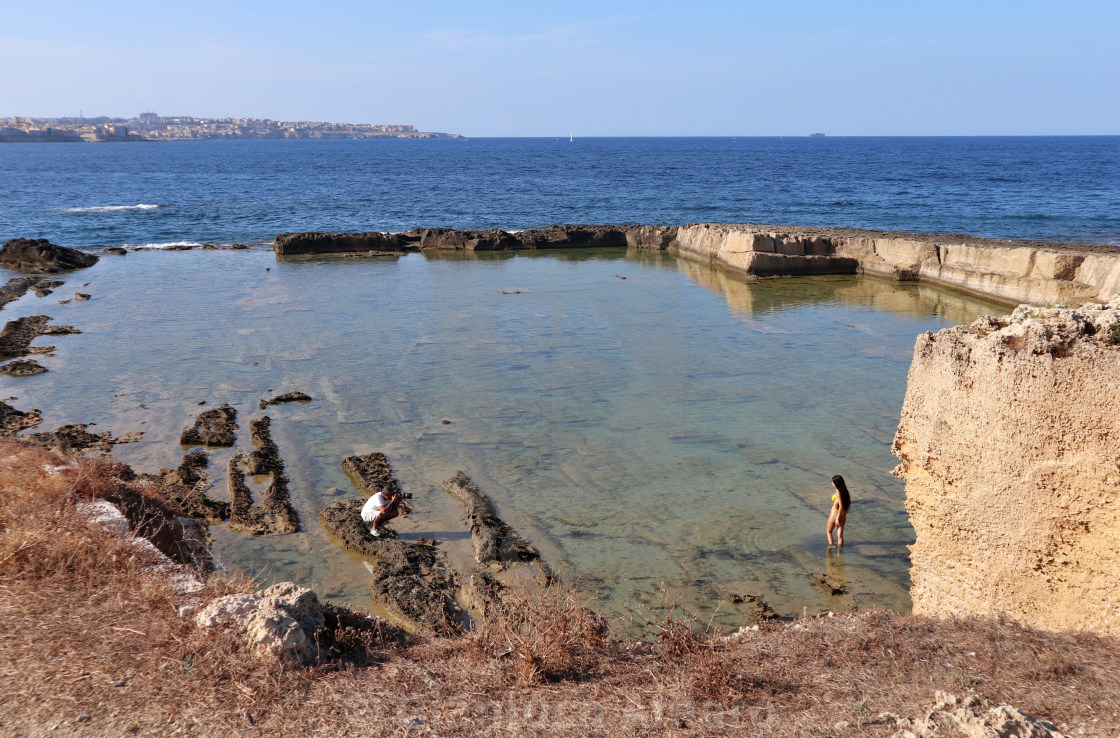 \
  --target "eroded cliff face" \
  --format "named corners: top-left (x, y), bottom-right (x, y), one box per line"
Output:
top-left (893, 299), bottom-right (1120, 634)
